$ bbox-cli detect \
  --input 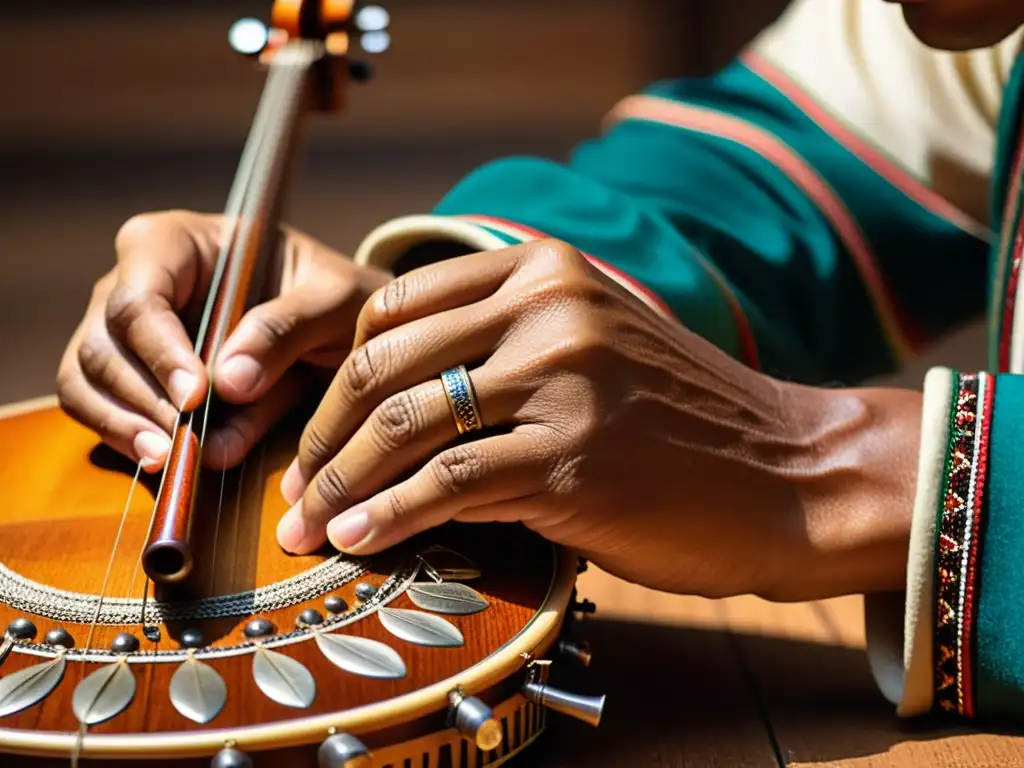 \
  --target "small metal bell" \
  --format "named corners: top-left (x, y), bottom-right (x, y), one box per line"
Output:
top-left (211, 746), bottom-right (253, 768)
top-left (317, 732), bottom-right (372, 768)
top-left (450, 691), bottom-right (502, 751)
